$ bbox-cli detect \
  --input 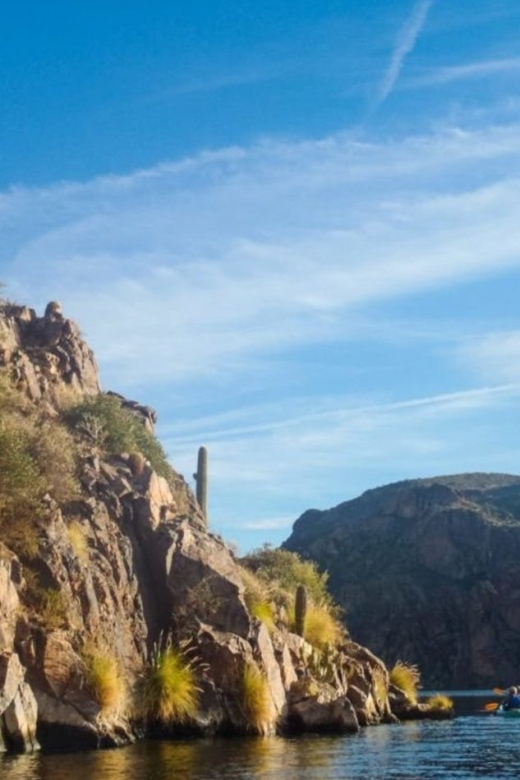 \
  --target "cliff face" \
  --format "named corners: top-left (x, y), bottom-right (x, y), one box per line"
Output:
top-left (284, 474), bottom-right (520, 689)
top-left (0, 303), bottom-right (394, 754)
